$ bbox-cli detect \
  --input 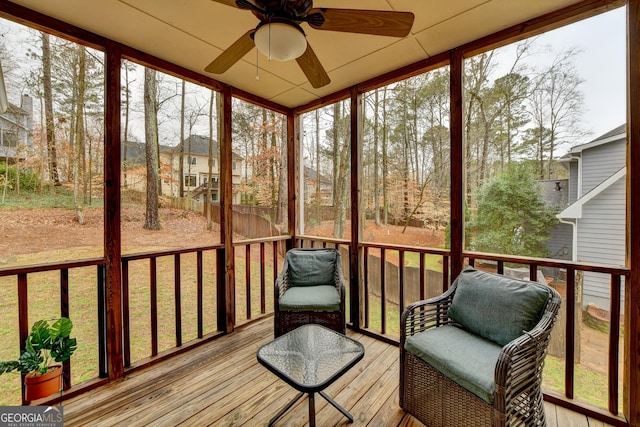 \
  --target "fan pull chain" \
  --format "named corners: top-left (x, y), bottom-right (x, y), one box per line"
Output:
top-left (256, 48), bottom-right (260, 80)
top-left (268, 21), bottom-right (272, 61)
